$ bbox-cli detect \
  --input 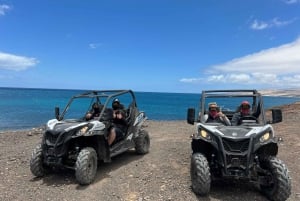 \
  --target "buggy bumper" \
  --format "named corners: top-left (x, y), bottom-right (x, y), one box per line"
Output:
top-left (44, 155), bottom-right (63, 166)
